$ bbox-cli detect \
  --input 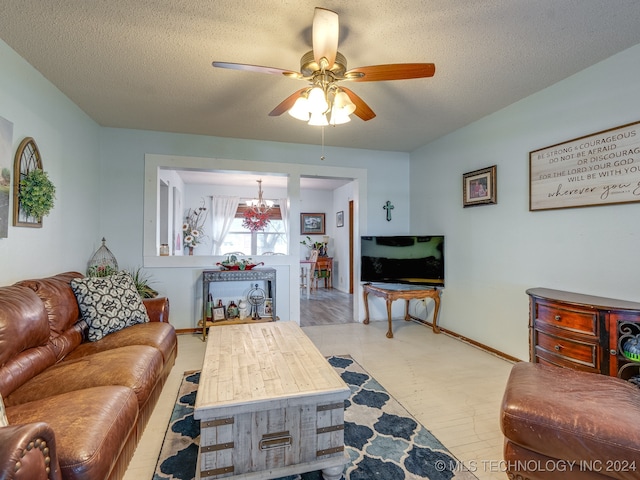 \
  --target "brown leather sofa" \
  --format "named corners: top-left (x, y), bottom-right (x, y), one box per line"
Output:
top-left (0, 272), bottom-right (177, 480)
top-left (500, 362), bottom-right (640, 480)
